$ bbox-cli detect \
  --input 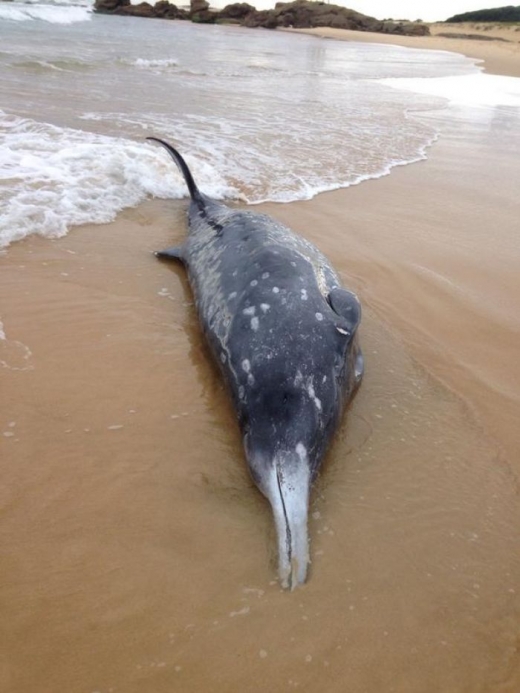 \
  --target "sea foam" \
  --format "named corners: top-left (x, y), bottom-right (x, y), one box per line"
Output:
top-left (381, 73), bottom-right (520, 108)
top-left (0, 3), bottom-right (92, 23)
top-left (132, 58), bottom-right (180, 69)
top-left (0, 112), bottom-right (237, 249)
